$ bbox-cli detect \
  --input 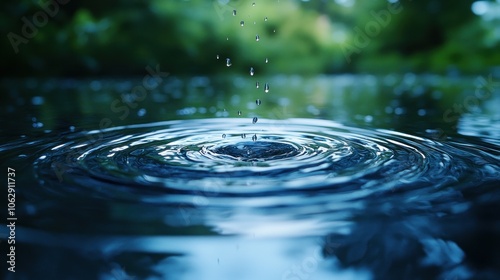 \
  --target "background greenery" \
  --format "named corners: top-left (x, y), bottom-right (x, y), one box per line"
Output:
top-left (2, 0), bottom-right (499, 77)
